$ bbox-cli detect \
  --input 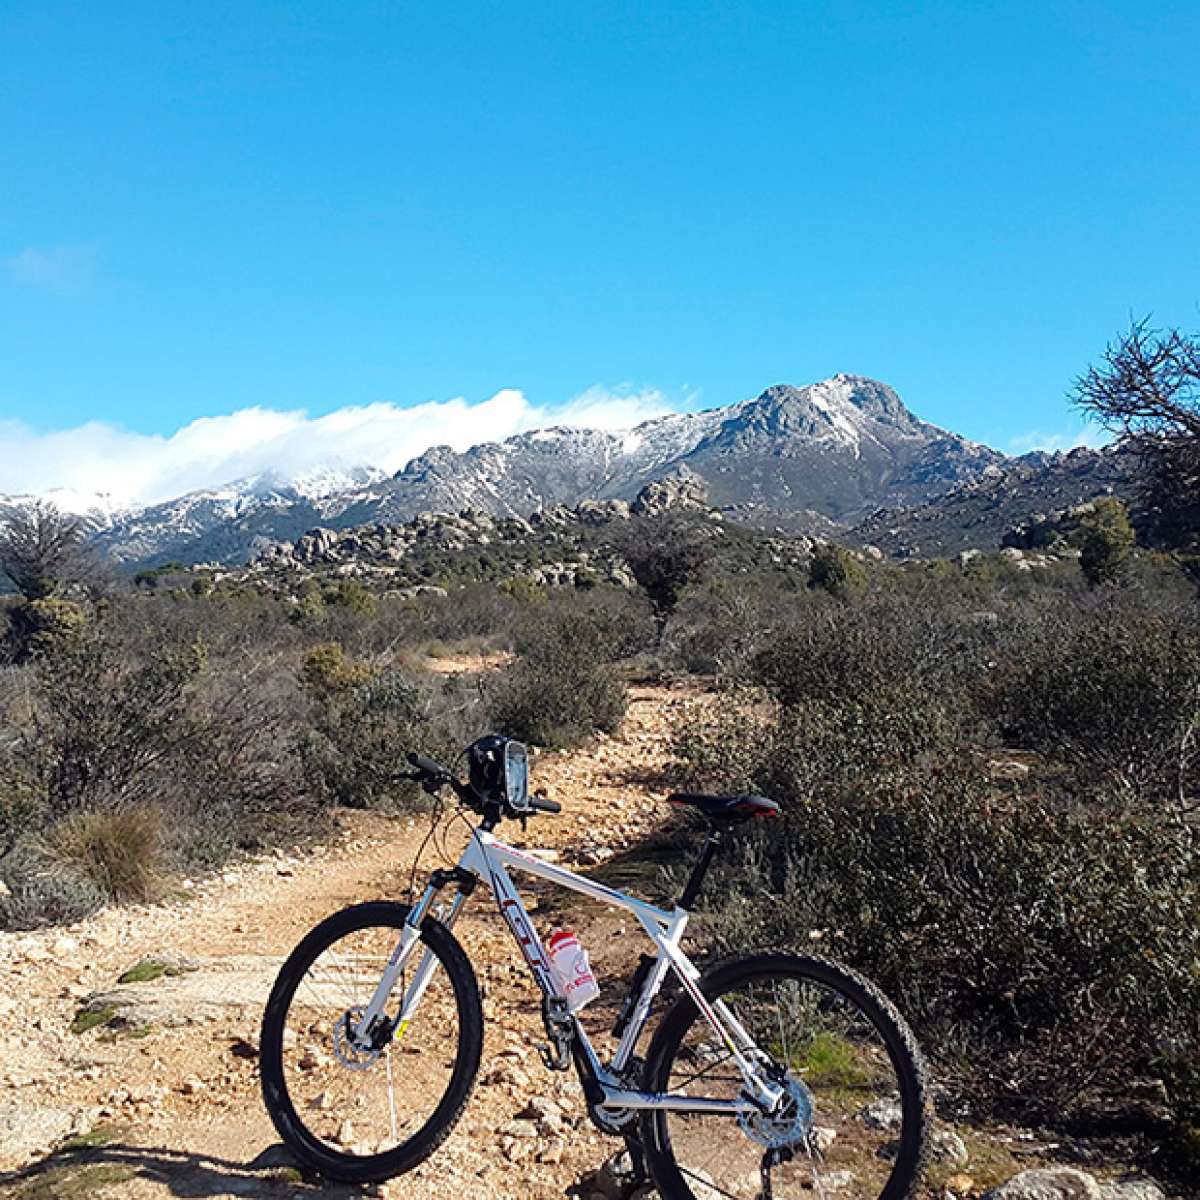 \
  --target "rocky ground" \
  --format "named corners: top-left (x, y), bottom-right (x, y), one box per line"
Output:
top-left (0, 673), bottom-right (1175, 1200)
